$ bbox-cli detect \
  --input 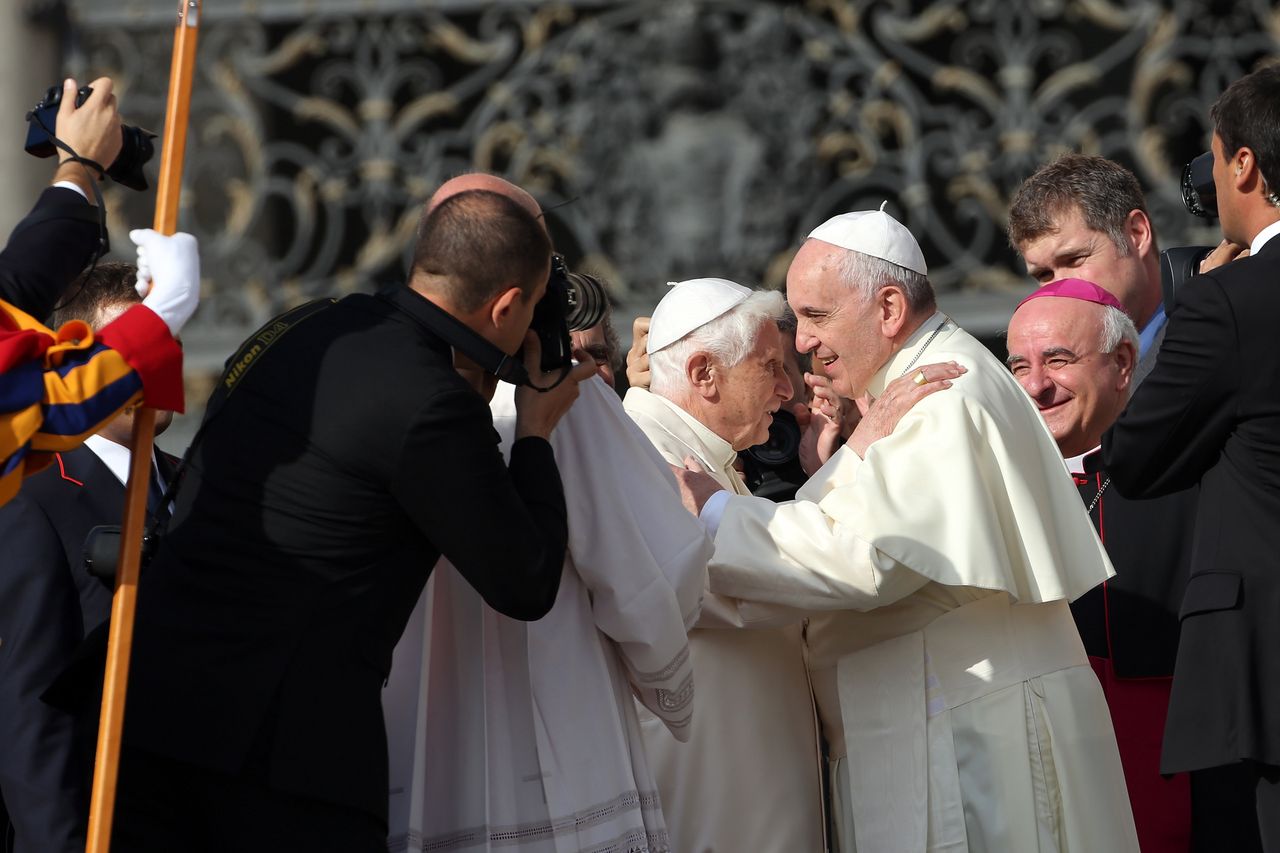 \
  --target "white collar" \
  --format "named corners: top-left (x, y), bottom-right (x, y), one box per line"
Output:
top-left (623, 387), bottom-right (740, 475)
top-left (867, 311), bottom-right (954, 398)
top-left (83, 433), bottom-right (160, 487)
top-left (1064, 445), bottom-right (1101, 475)
top-left (1250, 218), bottom-right (1280, 256)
